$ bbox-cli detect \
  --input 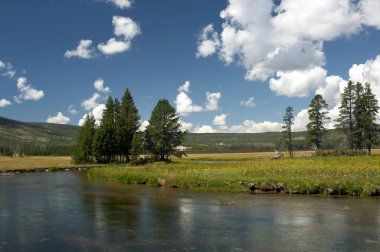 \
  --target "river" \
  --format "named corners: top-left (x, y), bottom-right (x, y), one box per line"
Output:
top-left (1, 172), bottom-right (380, 251)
